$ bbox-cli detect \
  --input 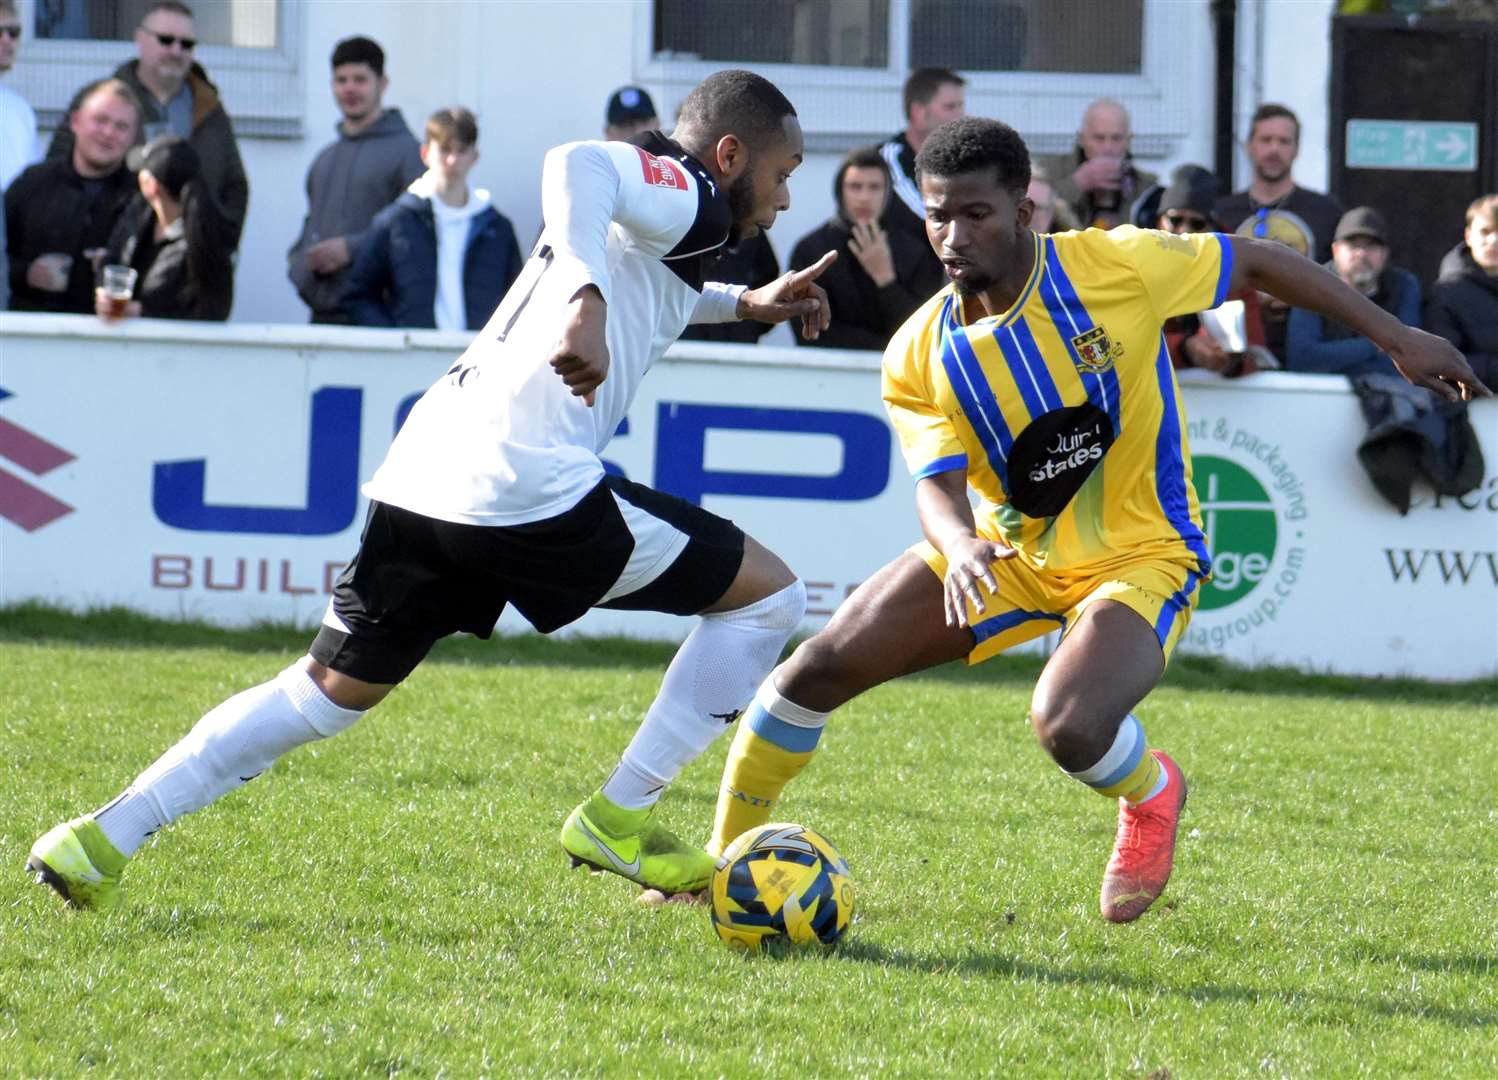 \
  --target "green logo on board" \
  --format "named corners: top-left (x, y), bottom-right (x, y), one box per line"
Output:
top-left (1193, 456), bottom-right (1276, 611)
